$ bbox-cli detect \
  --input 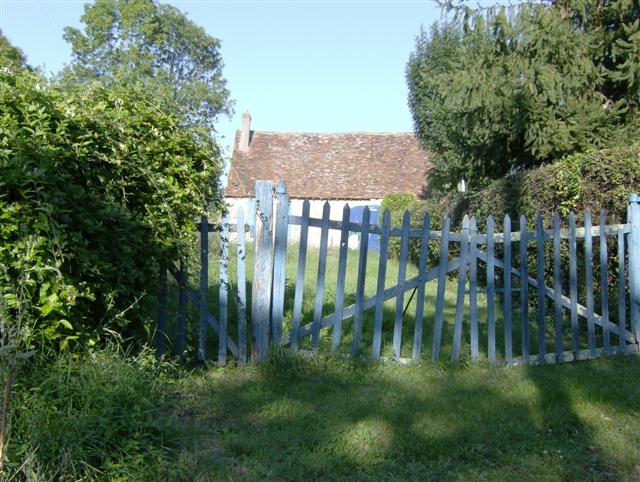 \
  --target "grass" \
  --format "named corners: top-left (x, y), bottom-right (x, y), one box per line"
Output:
top-left (7, 347), bottom-right (640, 480)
